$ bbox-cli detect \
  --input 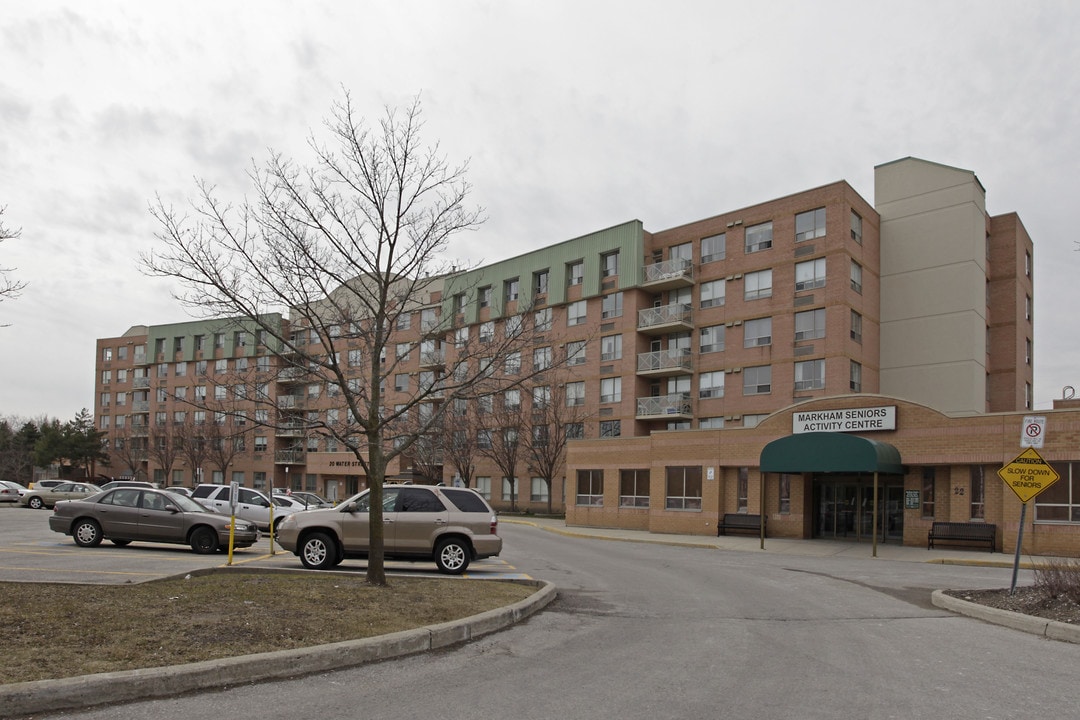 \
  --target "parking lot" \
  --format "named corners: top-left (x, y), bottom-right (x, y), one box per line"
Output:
top-left (0, 505), bottom-right (524, 583)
